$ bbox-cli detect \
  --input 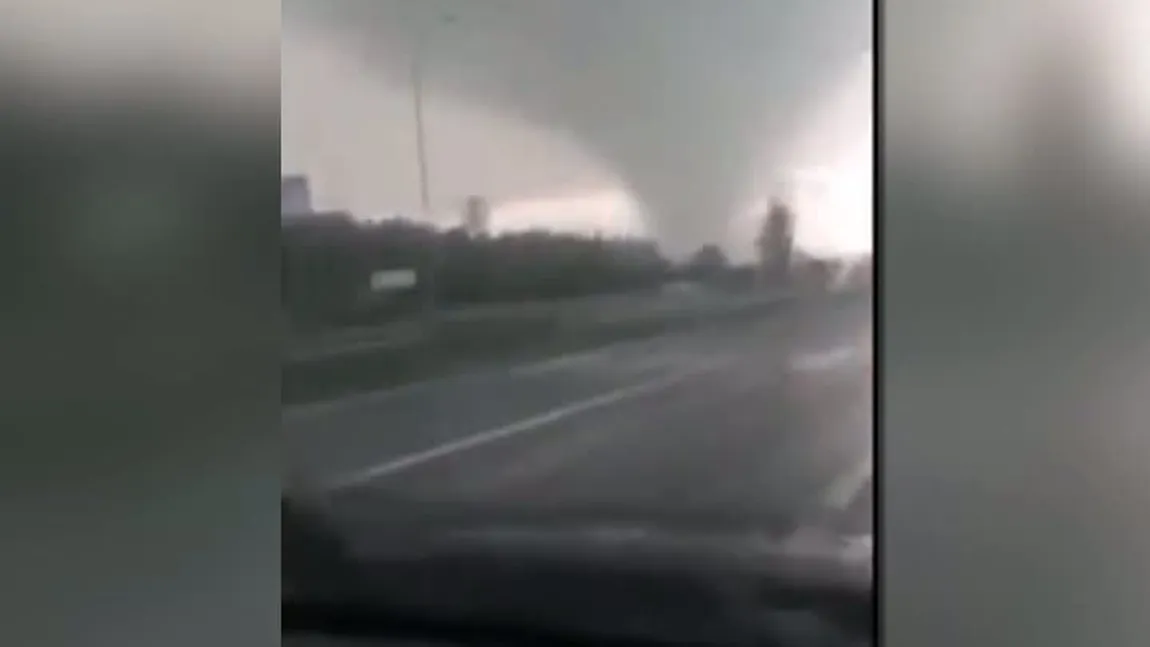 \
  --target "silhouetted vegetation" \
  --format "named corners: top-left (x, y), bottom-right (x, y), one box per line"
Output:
top-left (685, 244), bottom-right (728, 279)
top-left (282, 214), bottom-right (674, 328)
